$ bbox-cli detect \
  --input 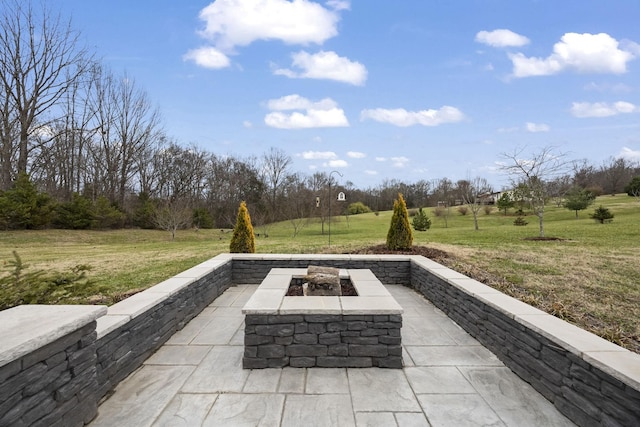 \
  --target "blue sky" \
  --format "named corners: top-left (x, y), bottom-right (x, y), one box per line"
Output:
top-left (60, 0), bottom-right (640, 189)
